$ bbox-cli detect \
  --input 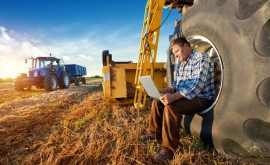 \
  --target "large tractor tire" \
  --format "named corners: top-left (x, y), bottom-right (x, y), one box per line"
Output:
top-left (179, 0), bottom-right (270, 163)
top-left (14, 74), bottom-right (27, 91)
top-left (58, 71), bottom-right (70, 89)
top-left (26, 85), bottom-right (32, 91)
top-left (44, 74), bottom-right (58, 91)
